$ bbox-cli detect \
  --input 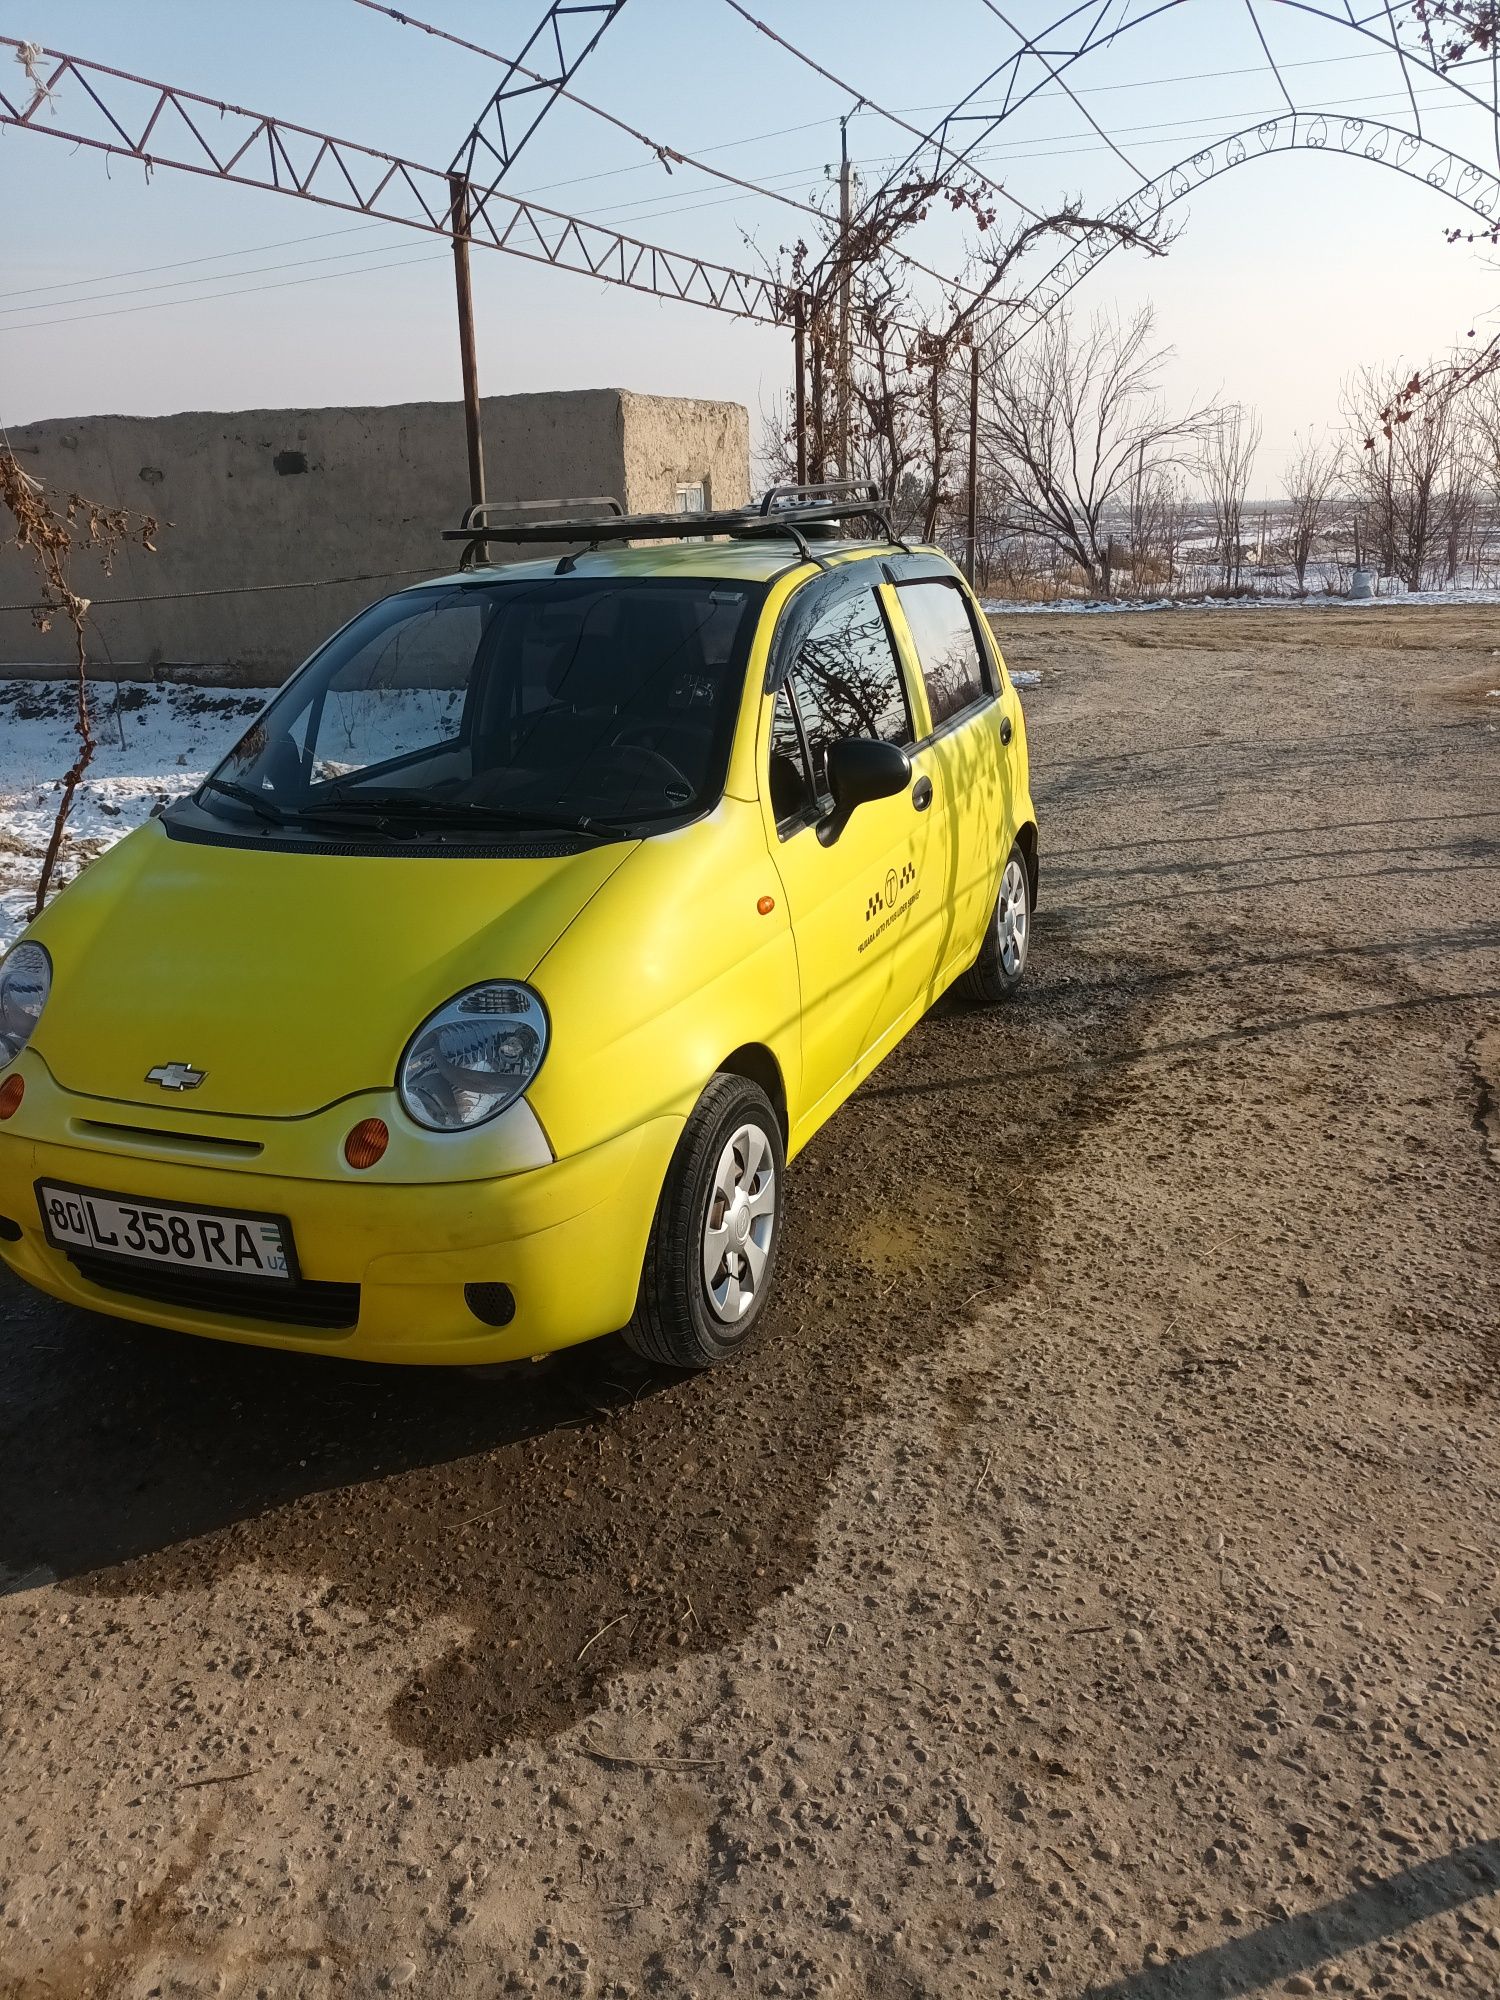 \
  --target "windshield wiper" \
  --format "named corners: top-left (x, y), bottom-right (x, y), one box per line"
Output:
top-left (198, 775), bottom-right (290, 826)
top-left (295, 792), bottom-right (623, 838)
top-left (200, 776), bottom-right (413, 839)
